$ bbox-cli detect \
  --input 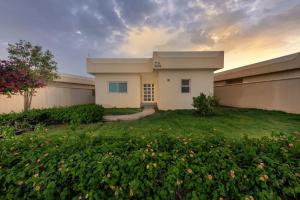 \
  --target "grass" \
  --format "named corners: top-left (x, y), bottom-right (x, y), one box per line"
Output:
top-left (103, 107), bottom-right (142, 115)
top-left (48, 107), bottom-right (300, 139)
